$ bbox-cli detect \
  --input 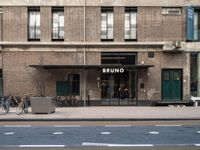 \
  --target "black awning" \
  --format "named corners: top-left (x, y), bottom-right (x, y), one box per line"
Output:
top-left (29, 64), bottom-right (154, 70)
